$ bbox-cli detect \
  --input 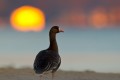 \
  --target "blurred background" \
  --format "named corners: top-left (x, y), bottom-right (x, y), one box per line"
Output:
top-left (0, 0), bottom-right (120, 73)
